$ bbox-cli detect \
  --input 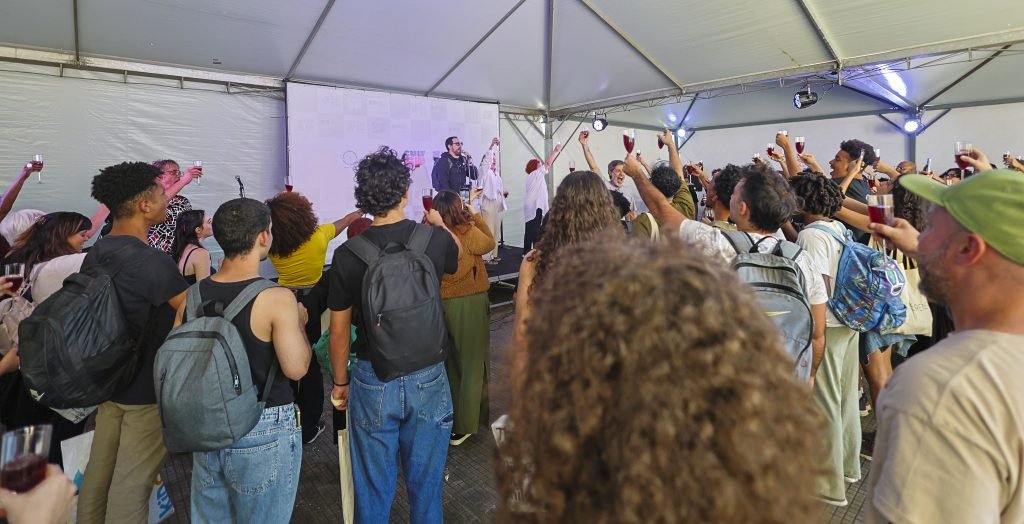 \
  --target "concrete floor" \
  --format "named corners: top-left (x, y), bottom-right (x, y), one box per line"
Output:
top-left (159, 304), bottom-right (874, 523)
